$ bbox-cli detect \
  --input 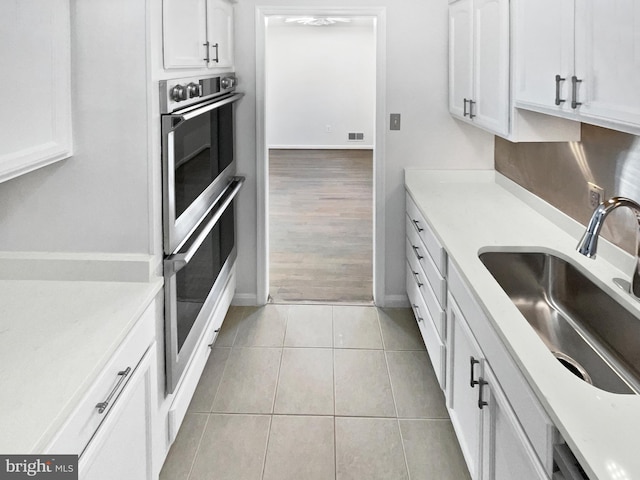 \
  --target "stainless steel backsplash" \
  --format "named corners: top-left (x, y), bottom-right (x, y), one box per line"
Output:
top-left (495, 123), bottom-right (640, 255)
